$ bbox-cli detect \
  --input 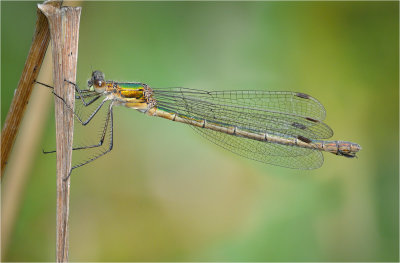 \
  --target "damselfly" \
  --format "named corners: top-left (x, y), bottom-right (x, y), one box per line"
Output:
top-left (41, 71), bottom-right (361, 177)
